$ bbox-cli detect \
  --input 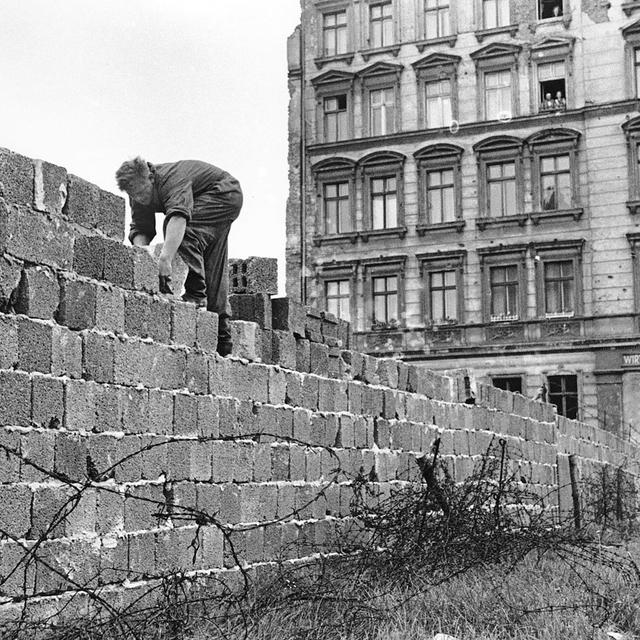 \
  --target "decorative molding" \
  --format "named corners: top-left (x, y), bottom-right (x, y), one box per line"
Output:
top-left (416, 220), bottom-right (466, 235)
top-left (411, 52), bottom-right (462, 71)
top-left (313, 53), bottom-right (356, 69)
top-left (415, 34), bottom-right (458, 51)
top-left (529, 207), bottom-right (584, 225)
top-left (626, 199), bottom-right (640, 215)
top-left (312, 232), bottom-right (359, 246)
top-left (473, 24), bottom-right (519, 43)
top-left (310, 69), bottom-right (356, 87)
top-left (359, 226), bottom-right (407, 242)
top-left (470, 42), bottom-right (522, 62)
top-left (526, 127), bottom-right (581, 148)
top-left (473, 134), bottom-right (524, 154)
top-left (360, 44), bottom-right (401, 61)
top-left (476, 214), bottom-right (527, 231)
top-left (357, 60), bottom-right (403, 79)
